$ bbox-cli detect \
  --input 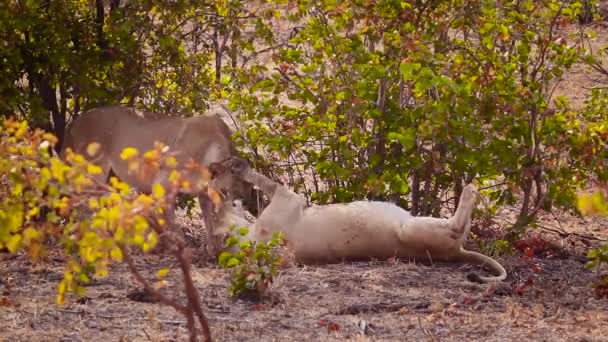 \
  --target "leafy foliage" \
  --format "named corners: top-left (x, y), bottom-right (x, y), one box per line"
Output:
top-left (229, 0), bottom-right (606, 231)
top-left (0, 118), bottom-right (215, 341)
top-left (217, 227), bottom-right (284, 298)
top-left (0, 0), bottom-right (275, 150)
